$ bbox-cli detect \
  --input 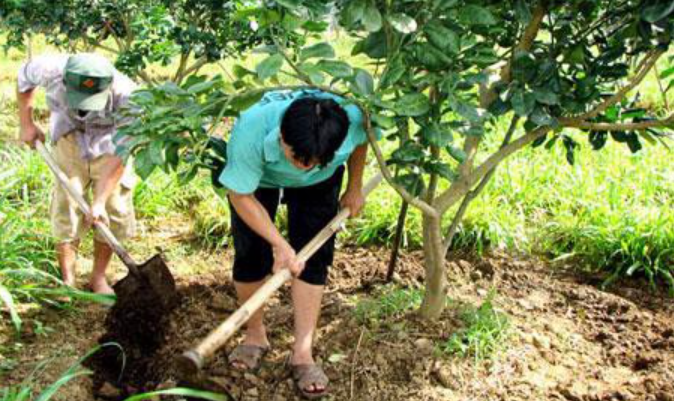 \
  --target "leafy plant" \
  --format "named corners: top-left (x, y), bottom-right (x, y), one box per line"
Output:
top-left (354, 285), bottom-right (424, 324)
top-left (440, 292), bottom-right (510, 361)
